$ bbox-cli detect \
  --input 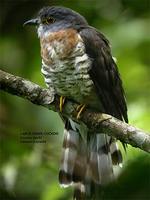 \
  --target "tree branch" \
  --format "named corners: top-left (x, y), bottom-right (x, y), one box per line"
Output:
top-left (0, 69), bottom-right (150, 153)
